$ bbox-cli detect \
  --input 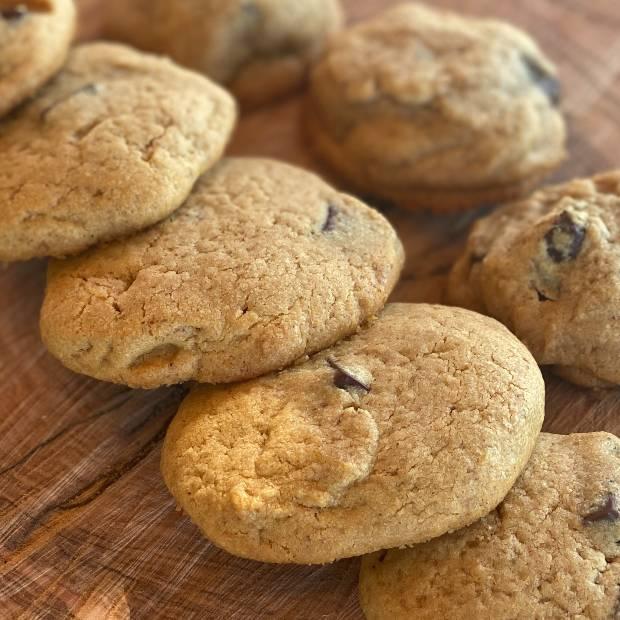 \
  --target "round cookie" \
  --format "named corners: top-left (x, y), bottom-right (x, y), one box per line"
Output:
top-left (360, 432), bottom-right (620, 620)
top-left (306, 3), bottom-right (566, 212)
top-left (448, 170), bottom-right (620, 387)
top-left (0, 42), bottom-right (236, 262)
top-left (40, 158), bottom-right (404, 388)
top-left (0, 0), bottom-right (75, 118)
top-left (161, 303), bottom-right (545, 564)
top-left (103, 0), bottom-right (343, 108)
